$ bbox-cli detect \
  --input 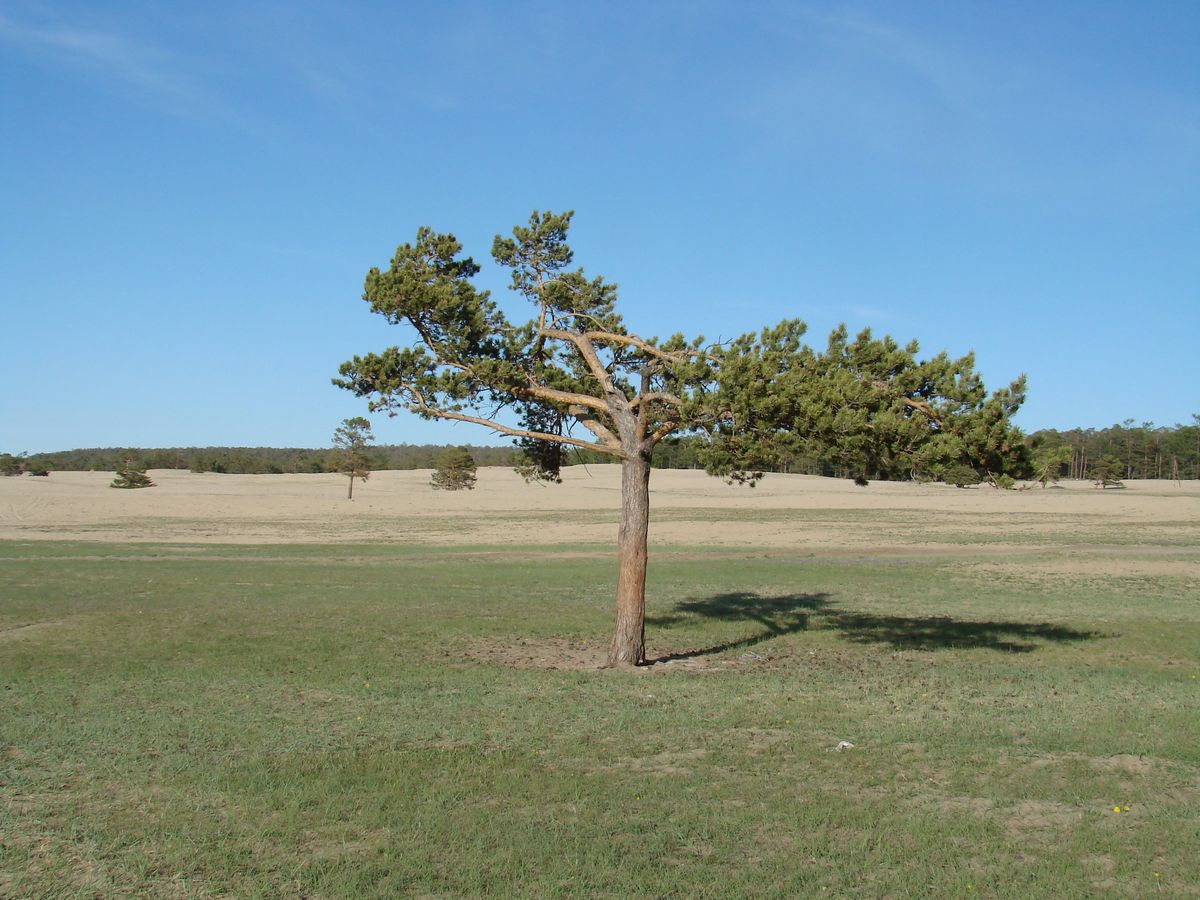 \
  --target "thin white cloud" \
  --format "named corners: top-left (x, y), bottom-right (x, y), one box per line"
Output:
top-left (813, 8), bottom-right (964, 93)
top-left (0, 12), bottom-right (217, 118)
top-left (295, 65), bottom-right (351, 104)
top-left (733, 7), bottom-right (978, 171)
top-left (737, 6), bottom-right (1200, 198)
